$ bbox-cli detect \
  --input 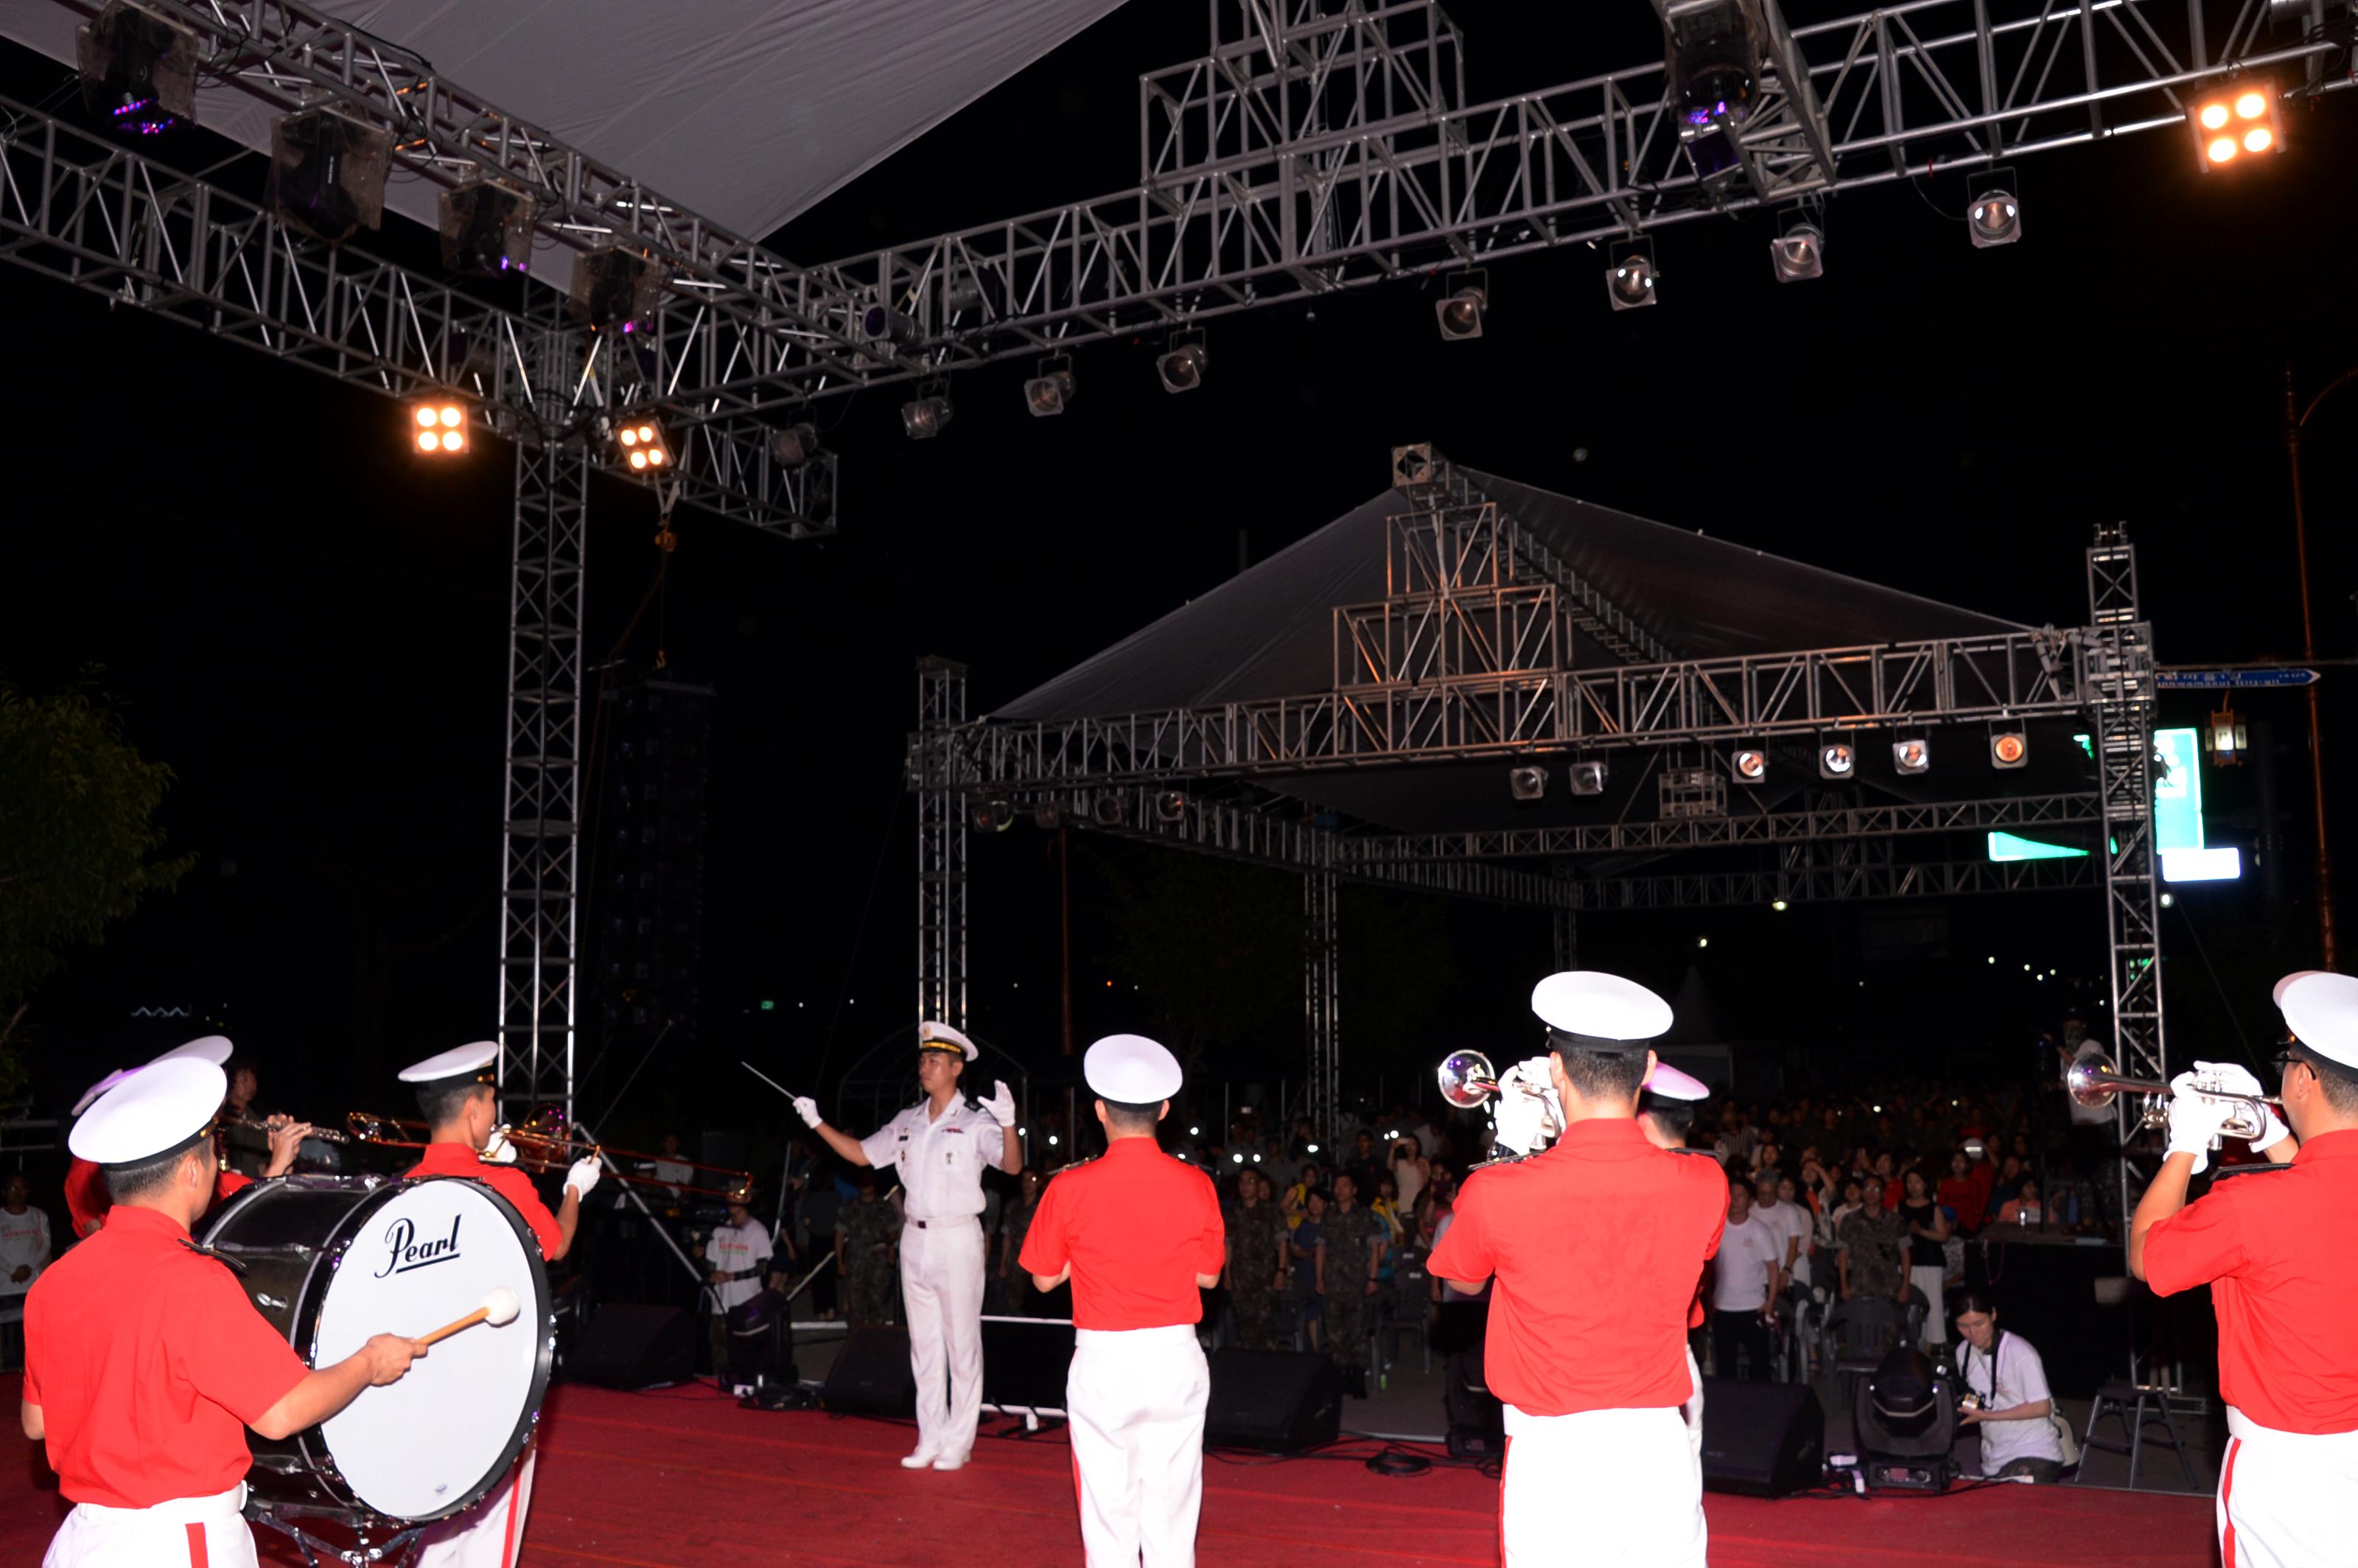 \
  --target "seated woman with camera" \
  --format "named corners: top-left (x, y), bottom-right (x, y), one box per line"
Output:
top-left (1953, 1289), bottom-right (2068, 1482)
